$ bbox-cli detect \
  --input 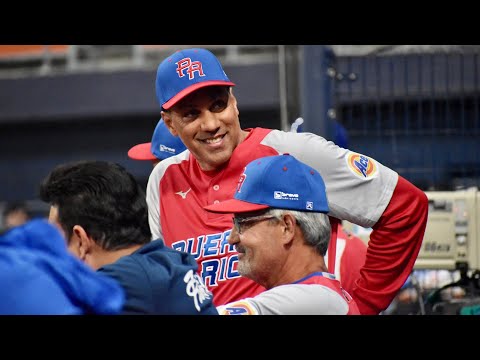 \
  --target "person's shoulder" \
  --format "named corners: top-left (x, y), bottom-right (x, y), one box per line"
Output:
top-left (260, 128), bottom-right (329, 157)
top-left (98, 253), bottom-right (141, 279)
top-left (147, 155), bottom-right (191, 200)
top-left (100, 242), bottom-right (170, 280)
top-left (248, 284), bottom-right (347, 315)
top-left (103, 241), bottom-right (197, 281)
top-left (140, 239), bottom-right (194, 262)
top-left (147, 243), bottom-right (199, 273)
top-left (149, 150), bottom-right (190, 181)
